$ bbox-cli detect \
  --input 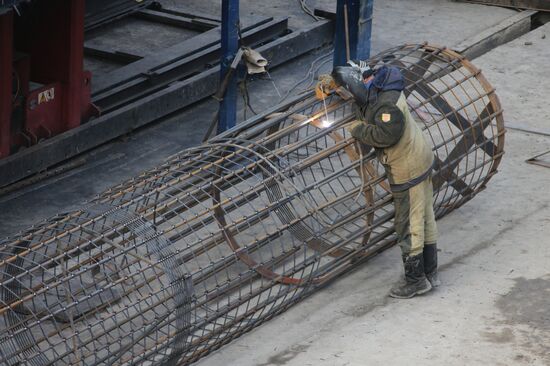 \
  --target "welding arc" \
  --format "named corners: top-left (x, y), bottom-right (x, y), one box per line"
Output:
top-left (0, 44), bottom-right (504, 366)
